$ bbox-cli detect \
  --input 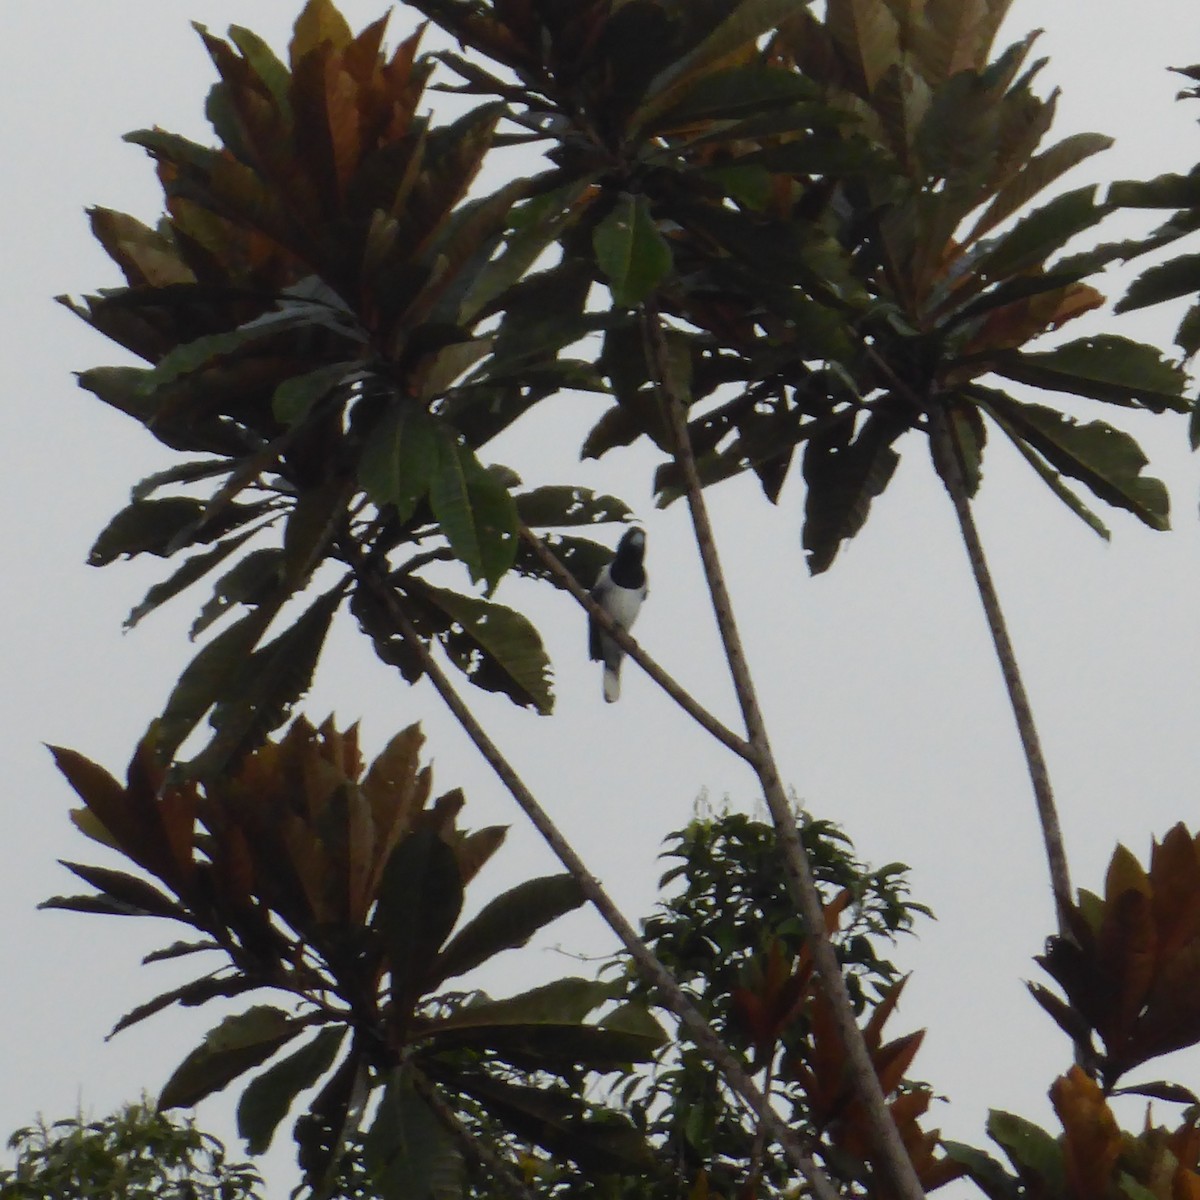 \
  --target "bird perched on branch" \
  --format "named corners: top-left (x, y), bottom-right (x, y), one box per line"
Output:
top-left (588, 527), bottom-right (648, 703)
